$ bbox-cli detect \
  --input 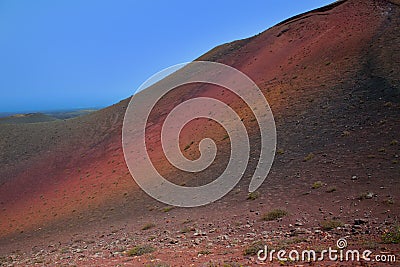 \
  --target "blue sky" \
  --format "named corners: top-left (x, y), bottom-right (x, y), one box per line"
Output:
top-left (0, 0), bottom-right (334, 113)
